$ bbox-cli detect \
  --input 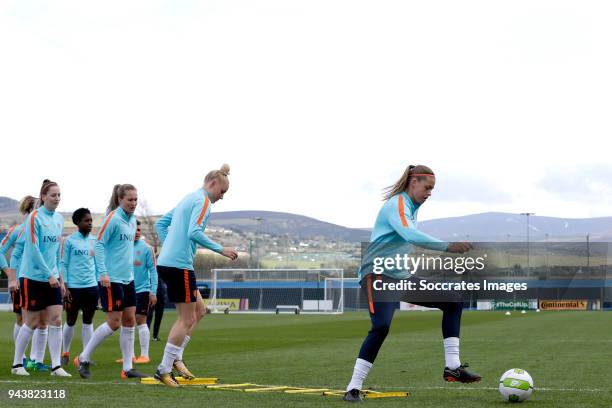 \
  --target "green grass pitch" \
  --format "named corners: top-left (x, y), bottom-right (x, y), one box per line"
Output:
top-left (1, 310), bottom-right (611, 407)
